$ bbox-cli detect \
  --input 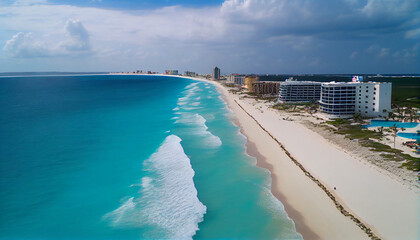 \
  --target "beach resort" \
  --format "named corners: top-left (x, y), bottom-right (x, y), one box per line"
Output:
top-left (193, 70), bottom-right (420, 240)
top-left (2, 0), bottom-right (420, 239)
top-left (109, 68), bottom-right (420, 239)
